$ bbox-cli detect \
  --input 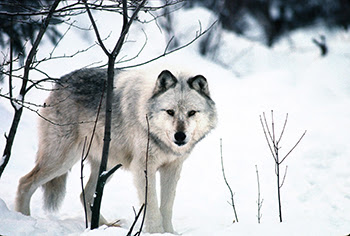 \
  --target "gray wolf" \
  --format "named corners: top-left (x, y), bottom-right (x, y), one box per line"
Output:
top-left (15, 65), bottom-right (217, 233)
